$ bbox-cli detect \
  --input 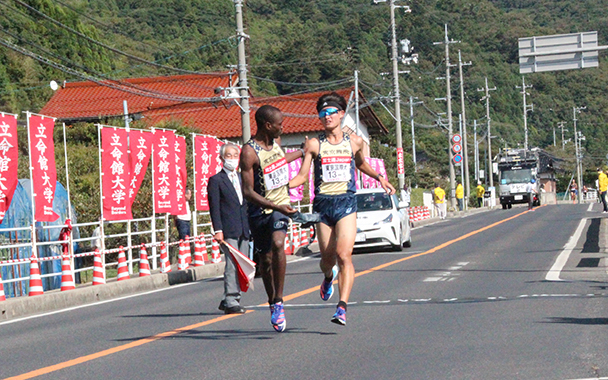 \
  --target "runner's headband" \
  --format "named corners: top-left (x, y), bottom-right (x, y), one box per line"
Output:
top-left (316, 100), bottom-right (343, 112)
